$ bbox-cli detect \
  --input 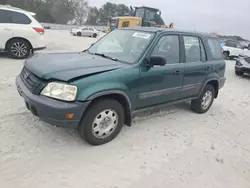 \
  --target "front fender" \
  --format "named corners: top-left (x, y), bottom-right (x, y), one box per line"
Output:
top-left (76, 82), bottom-right (133, 127)
top-left (76, 82), bottom-right (130, 102)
